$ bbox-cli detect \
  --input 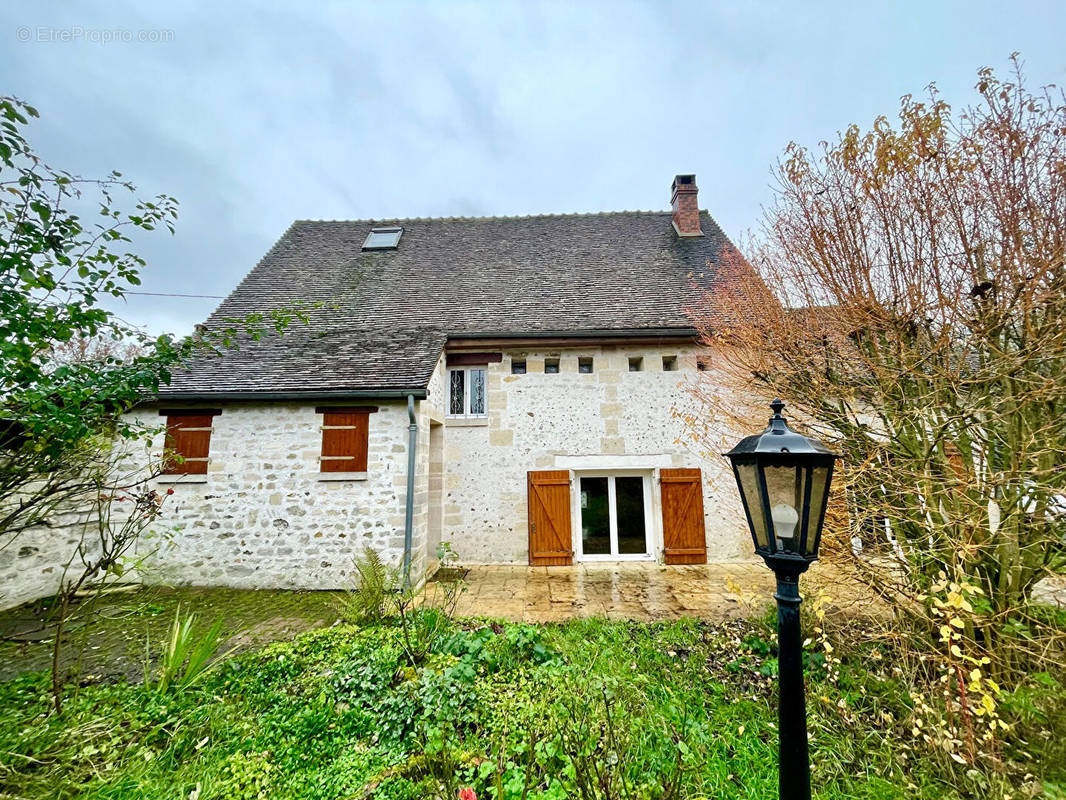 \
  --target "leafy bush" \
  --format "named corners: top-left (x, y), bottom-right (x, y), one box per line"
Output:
top-left (1, 610), bottom-right (1063, 799)
top-left (216, 750), bottom-right (276, 800)
top-left (334, 547), bottom-right (400, 625)
top-left (146, 603), bottom-right (234, 692)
